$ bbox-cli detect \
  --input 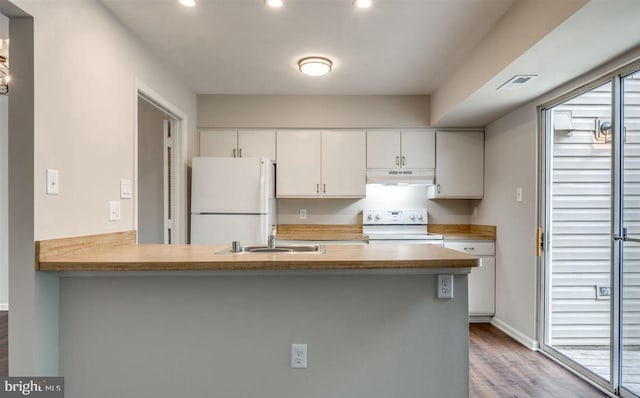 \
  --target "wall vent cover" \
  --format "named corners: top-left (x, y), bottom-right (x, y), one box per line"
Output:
top-left (497, 75), bottom-right (537, 90)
